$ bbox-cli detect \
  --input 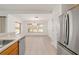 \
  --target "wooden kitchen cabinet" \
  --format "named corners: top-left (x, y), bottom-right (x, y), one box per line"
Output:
top-left (10, 48), bottom-right (19, 55)
top-left (0, 41), bottom-right (19, 55)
